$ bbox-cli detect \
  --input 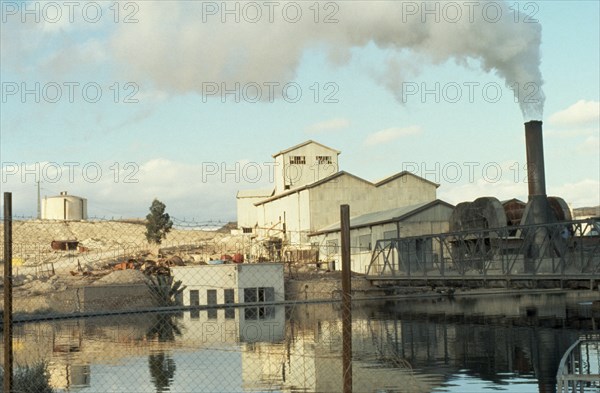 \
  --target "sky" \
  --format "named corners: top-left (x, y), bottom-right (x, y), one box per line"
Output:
top-left (1, 0), bottom-right (599, 221)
